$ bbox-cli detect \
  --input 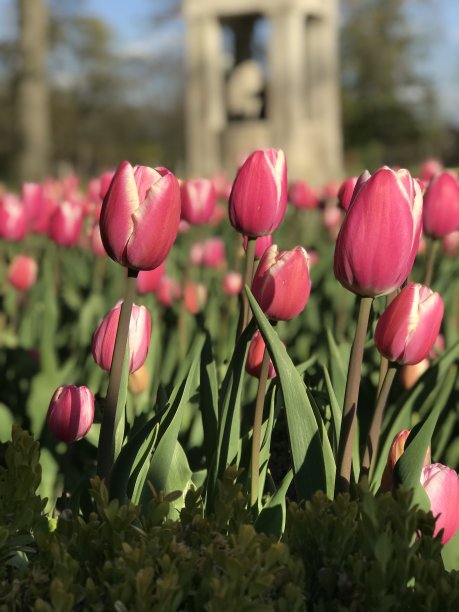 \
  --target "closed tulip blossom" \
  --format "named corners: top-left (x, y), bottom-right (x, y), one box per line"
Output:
top-left (92, 302), bottom-right (151, 373)
top-left (334, 167), bottom-right (423, 297)
top-left (423, 171), bottom-right (459, 238)
top-left (136, 262), bottom-right (166, 294)
top-left (442, 230), bottom-right (459, 257)
top-left (202, 237), bottom-right (226, 269)
top-left (420, 463), bottom-right (459, 544)
top-left (337, 175), bottom-right (358, 211)
top-left (48, 201), bottom-right (84, 247)
top-left (181, 178), bottom-right (217, 224)
top-left (419, 158), bottom-right (443, 183)
top-left (89, 223), bottom-right (107, 257)
top-left (374, 283), bottom-right (444, 365)
top-left (251, 244), bottom-right (311, 321)
top-left (288, 180), bottom-right (319, 209)
top-left (47, 385), bottom-right (94, 442)
top-left (381, 429), bottom-right (431, 491)
top-left (243, 234), bottom-right (273, 260)
top-left (0, 194), bottom-right (28, 241)
top-left (223, 271), bottom-right (243, 296)
top-left (246, 331), bottom-right (277, 379)
top-left (399, 359), bottom-right (430, 390)
top-left (100, 161), bottom-right (181, 270)
top-left (183, 281), bottom-right (207, 314)
top-left (155, 276), bottom-right (181, 307)
top-left (7, 255), bottom-right (38, 291)
top-left (229, 149), bottom-right (287, 237)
